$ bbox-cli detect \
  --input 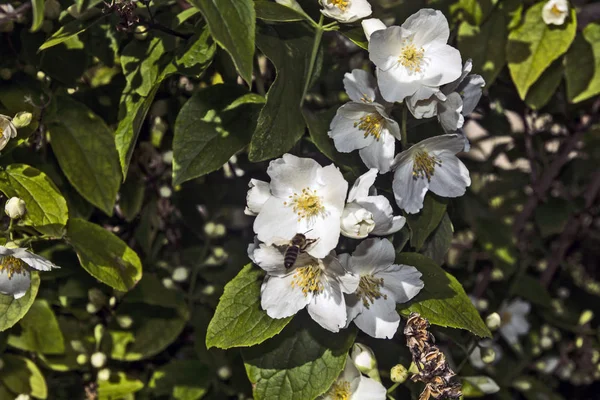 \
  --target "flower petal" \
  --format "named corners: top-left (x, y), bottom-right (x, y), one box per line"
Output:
top-left (252, 243), bottom-right (288, 276)
top-left (12, 248), bottom-right (58, 271)
top-left (318, 163), bottom-right (348, 212)
top-left (360, 196), bottom-right (406, 235)
top-left (438, 92), bottom-right (464, 133)
top-left (352, 375), bottom-right (387, 400)
top-left (329, 103), bottom-right (376, 152)
top-left (260, 274), bottom-right (311, 319)
top-left (348, 168), bottom-right (378, 202)
top-left (378, 264), bottom-right (424, 303)
top-left (392, 158), bottom-right (429, 214)
top-left (344, 69), bottom-right (378, 103)
top-left (307, 279), bottom-right (347, 332)
top-left (369, 26), bottom-right (412, 72)
top-left (341, 203), bottom-right (375, 239)
top-left (0, 268), bottom-right (31, 299)
top-left (349, 238), bottom-right (395, 274)
top-left (358, 131), bottom-right (396, 173)
top-left (459, 74), bottom-right (485, 116)
top-left (362, 18), bottom-right (386, 42)
top-left (421, 133), bottom-right (466, 154)
top-left (245, 179), bottom-right (271, 216)
top-left (403, 9), bottom-right (450, 46)
top-left (267, 154), bottom-right (320, 198)
top-left (421, 43), bottom-right (462, 87)
top-left (428, 151), bottom-right (471, 198)
top-left (353, 297), bottom-right (400, 339)
top-left (254, 197), bottom-right (302, 246)
top-left (376, 68), bottom-right (422, 102)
